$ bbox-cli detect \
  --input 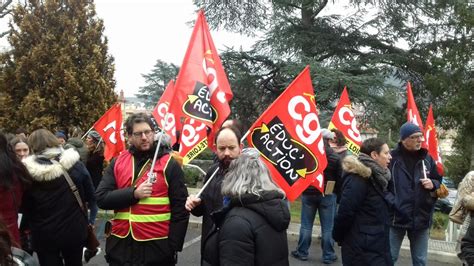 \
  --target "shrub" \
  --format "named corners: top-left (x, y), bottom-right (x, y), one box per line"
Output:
top-left (432, 211), bottom-right (449, 230)
top-left (183, 167), bottom-right (204, 187)
top-left (195, 148), bottom-right (214, 160)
